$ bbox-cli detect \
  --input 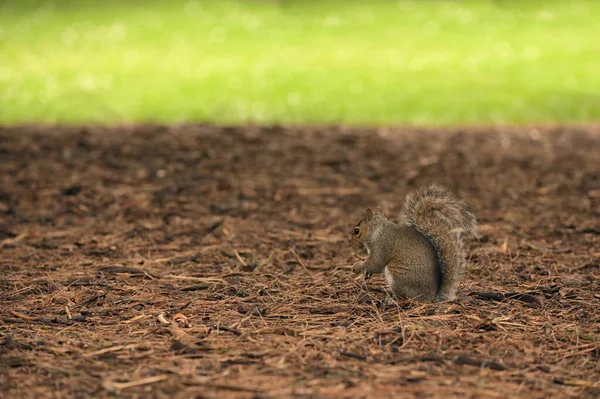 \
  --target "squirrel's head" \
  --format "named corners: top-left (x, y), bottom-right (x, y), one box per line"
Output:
top-left (349, 206), bottom-right (385, 248)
